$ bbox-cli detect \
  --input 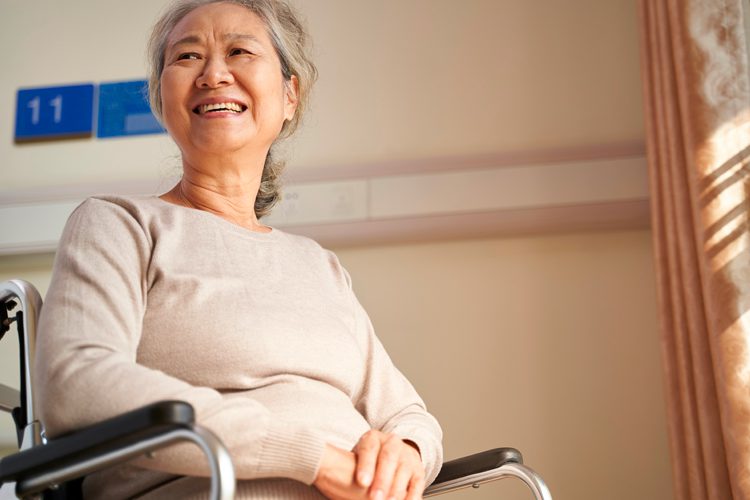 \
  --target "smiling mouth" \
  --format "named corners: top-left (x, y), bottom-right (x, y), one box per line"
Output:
top-left (193, 102), bottom-right (247, 115)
